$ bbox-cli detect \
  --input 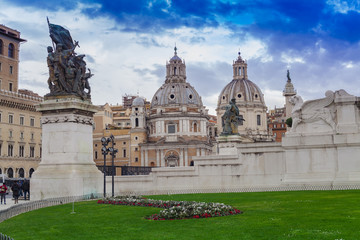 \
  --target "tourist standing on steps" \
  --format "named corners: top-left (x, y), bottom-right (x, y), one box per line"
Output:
top-left (22, 180), bottom-right (30, 200)
top-left (11, 181), bottom-right (20, 204)
top-left (0, 183), bottom-right (8, 204)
